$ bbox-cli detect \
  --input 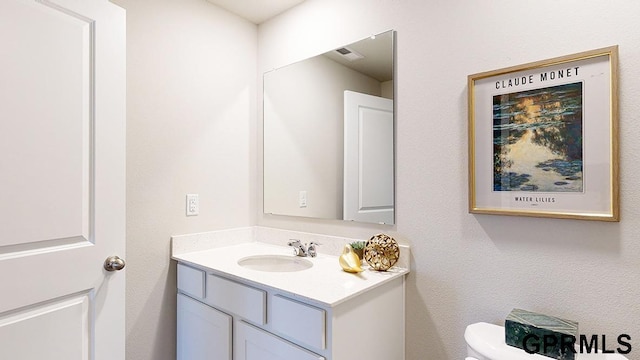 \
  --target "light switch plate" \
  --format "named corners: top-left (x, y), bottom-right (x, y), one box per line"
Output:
top-left (186, 194), bottom-right (199, 216)
top-left (298, 191), bottom-right (307, 208)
